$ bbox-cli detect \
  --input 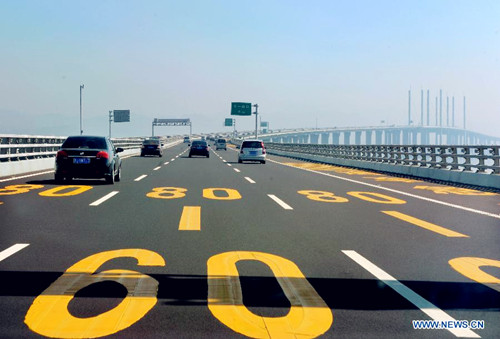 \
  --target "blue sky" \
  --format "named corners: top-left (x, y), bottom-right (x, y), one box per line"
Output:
top-left (1, 0), bottom-right (499, 138)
